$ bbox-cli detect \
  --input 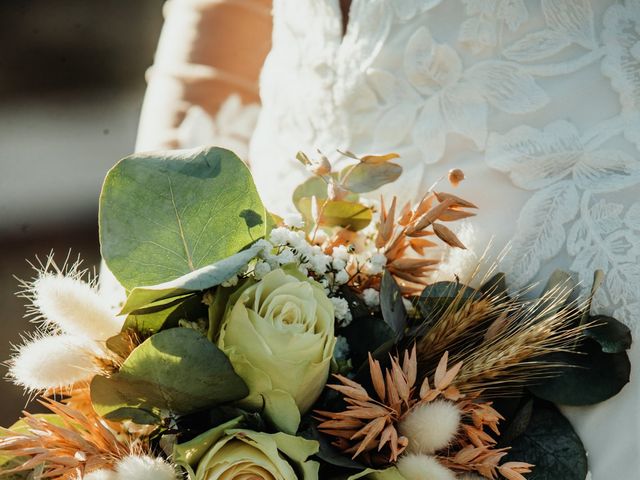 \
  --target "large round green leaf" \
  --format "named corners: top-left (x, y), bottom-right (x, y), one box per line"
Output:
top-left (506, 401), bottom-right (587, 480)
top-left (99, 147), bottom-right (267, 290)
top-left (528, 338), bottom-right (630, 405)
top-left (91, 328), bottom-right (249, 422)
